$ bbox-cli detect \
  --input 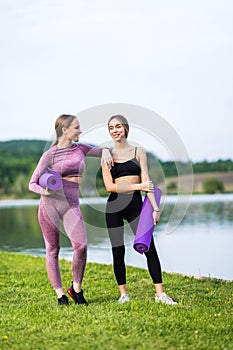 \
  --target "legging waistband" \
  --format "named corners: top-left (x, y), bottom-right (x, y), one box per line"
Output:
top-left (62, 178), bottom-right (80, 188)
